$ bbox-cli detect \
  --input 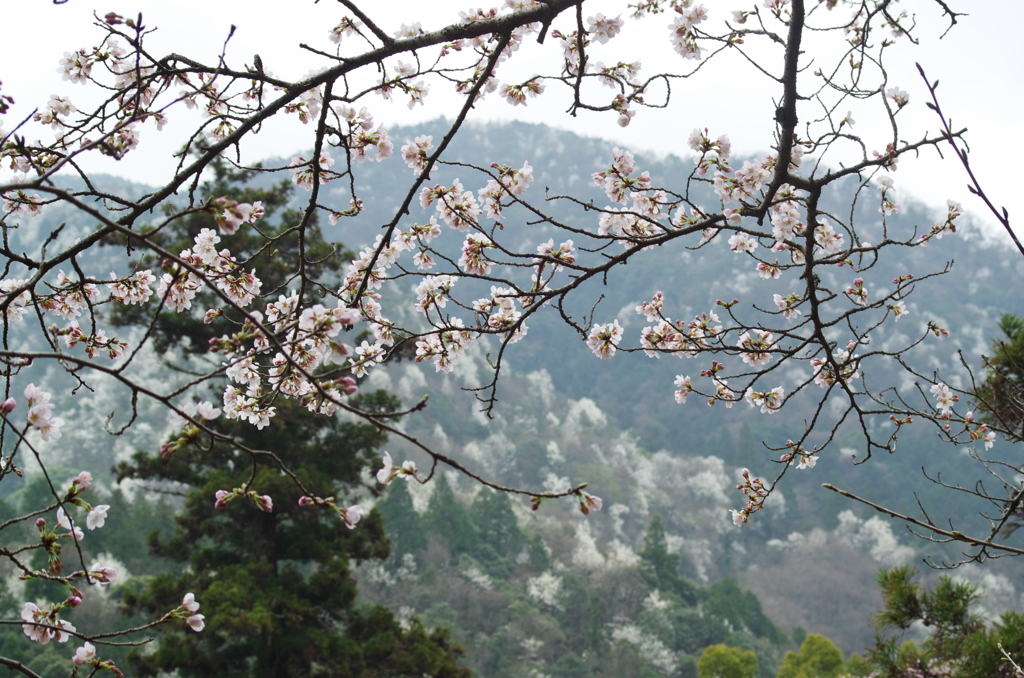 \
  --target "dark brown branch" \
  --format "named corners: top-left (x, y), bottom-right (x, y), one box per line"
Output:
top-left (823, 483), bottom-right (1024, 557)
